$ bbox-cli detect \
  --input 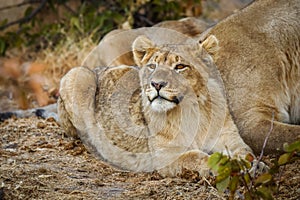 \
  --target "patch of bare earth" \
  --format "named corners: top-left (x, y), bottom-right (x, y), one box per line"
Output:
top-left (0, 117), bottom-right (223, 200)
top-left (0, 117), bottom-right (299, 200)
